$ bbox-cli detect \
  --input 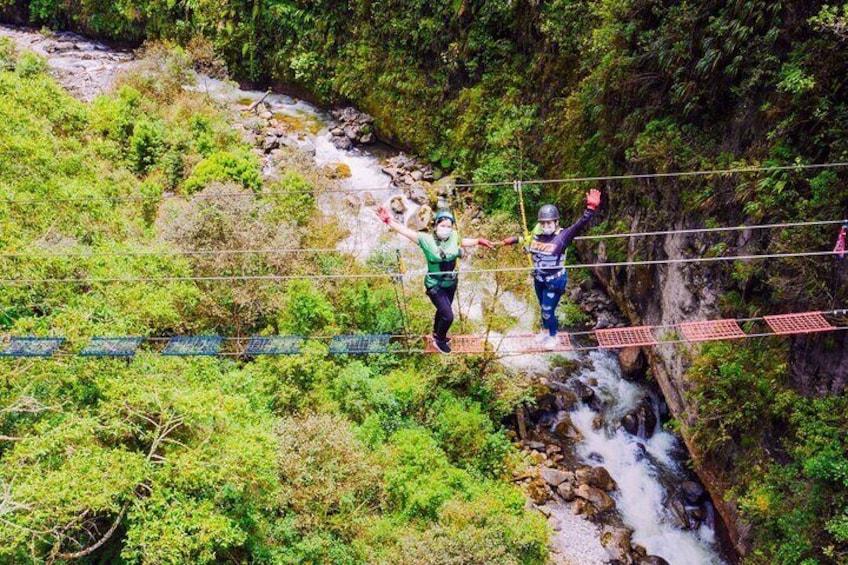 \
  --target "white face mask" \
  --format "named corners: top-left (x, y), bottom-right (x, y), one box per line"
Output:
top-left (435, 226), bottom-right (453, 240)
top-left (540, 223), bottom-right (557, 235)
